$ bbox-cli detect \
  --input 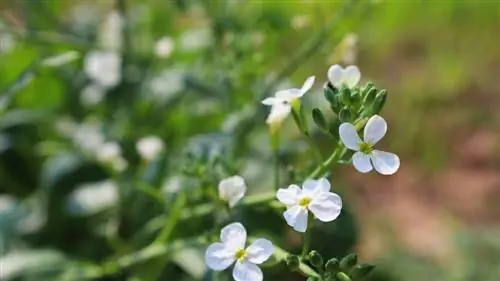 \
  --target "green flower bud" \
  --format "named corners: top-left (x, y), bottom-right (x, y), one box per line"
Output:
top-left (325, 258), bottom-right (340, 274)
top-left (308, 250), bottom-right (324, 268)
top-left (349, 263), bottom-right (376, 280)
top-left (340, 87), bottom-right (352, 105)
top-left (372, 89), bottom-right (387, 114)
top-left (362, 82), bottom-right (374, 94)
top-left (340, 253), bottom-right (358, 272)
top-left (336, 272), bottom-right (352, 281)
top-left (286, 255), bottom-right (300, 271)
top-left (324, 82), bottom-right (339, 104)
top-left (339, 107), bottom-right (352, 122)
top-left (312, 108), bottom-right (328, 131)
top-left (363, 87), bottom-right (378, 106)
